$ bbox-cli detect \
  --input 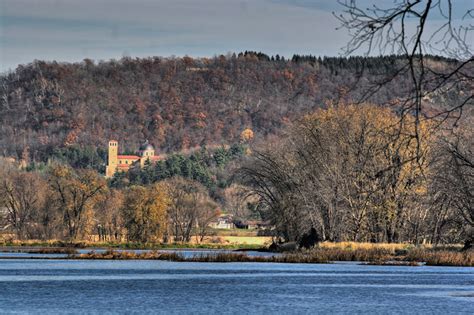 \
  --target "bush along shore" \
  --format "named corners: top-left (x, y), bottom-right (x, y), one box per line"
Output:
top-left (70, 246), bottom-right (474, 267)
